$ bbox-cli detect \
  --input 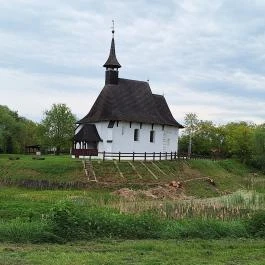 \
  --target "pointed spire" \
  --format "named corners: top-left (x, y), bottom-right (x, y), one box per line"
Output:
top-left (103, 21), bottom-right (121, 69)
